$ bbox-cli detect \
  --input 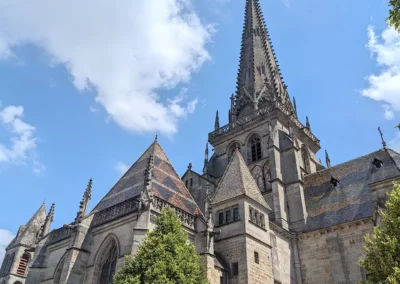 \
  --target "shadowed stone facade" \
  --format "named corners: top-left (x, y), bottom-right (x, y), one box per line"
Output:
top-left (2, 1), bottom-right (400, 284)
